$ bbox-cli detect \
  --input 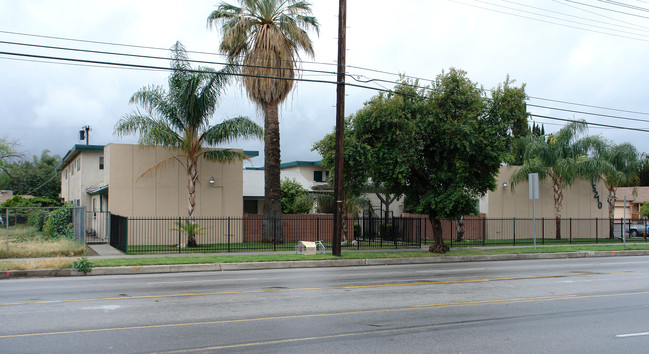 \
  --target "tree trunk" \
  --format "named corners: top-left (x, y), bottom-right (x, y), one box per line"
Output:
top-left (186, 160), bottom-right (198, 247)
top-left (428, 216), bottom-right (449, 253)
top-left (262, 100), bottom-right (283, 243)
top-left (455, 216), bottom-right (465, 242)
top-left (607, 189), bottom-right (615, 239)
top-left (341, 217), bottom-right (348, 245)
top-left (553, 181), bottom-right (563, 240)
